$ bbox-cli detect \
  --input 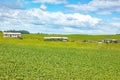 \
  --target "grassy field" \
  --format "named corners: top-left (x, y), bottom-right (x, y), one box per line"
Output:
top-left (0, 33), bottom-right (120, 79)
